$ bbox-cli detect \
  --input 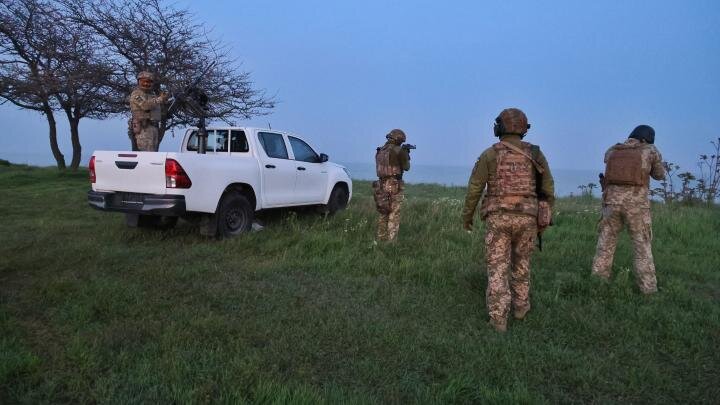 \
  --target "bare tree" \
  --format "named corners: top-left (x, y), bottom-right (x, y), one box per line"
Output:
top-left (50, 12), bottom-right (118, 168)
top-left (63, 0), bottom-right (274, 147)
top-left (1, 0), bottom-right (119, 169)
top-left (0, 0), bottom-right (65, 168)
top-left (1, 0), bottom-right (273, 169)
